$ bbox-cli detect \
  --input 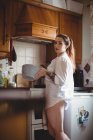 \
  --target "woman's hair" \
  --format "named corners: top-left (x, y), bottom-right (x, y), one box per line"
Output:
top-left (56, 34), bottom-right (76, 70)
